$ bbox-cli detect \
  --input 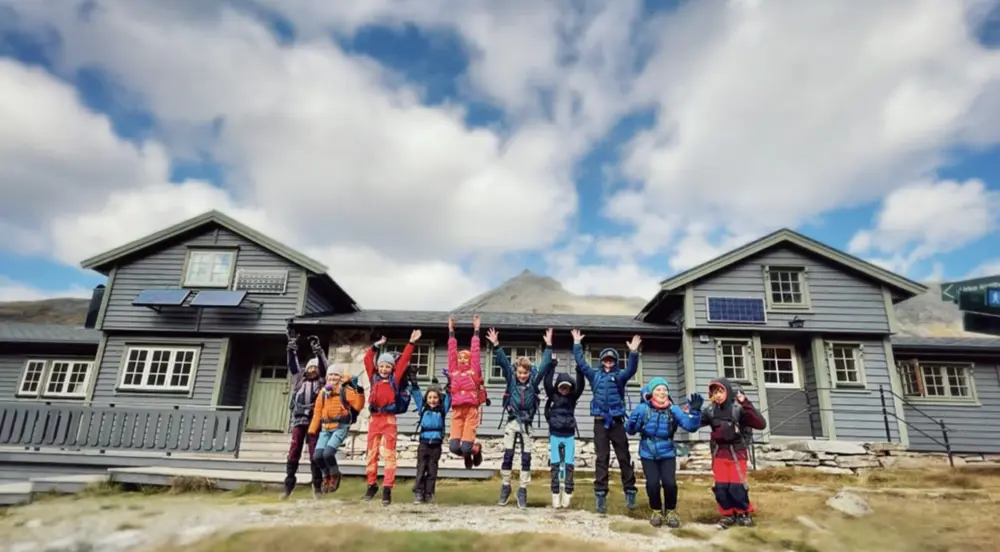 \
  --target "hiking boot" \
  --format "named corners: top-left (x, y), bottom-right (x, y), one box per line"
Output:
top-left (312, 490), bottom-right (322, 500)
top-left (516, 487), bottom-right (527, 509)
top-left (328, 473), bottom-right (341, 493)
top-left (717, 515), bottom-right (737, 530)
top-left (472, 443), bottom-right (483, 467)
top-left (464, 453), bottom-right (474, 470)
top-left (279, 489), bottom-right (292, 501)
top-left (425, 493), bottom-right (435, 504)
top-left (551, 494), bottom-right (560, 508)
top-left (363, 484), bottom-right (379, 502)
top-left (322, 474), bottom-right (333, 493)
top-left (649, 512), bottom-right (663, 527)
top-left (664, 510), bottom-right (681, 529)
top-left (497, 484), bottom-right (512, 506)
top-left (595, 491), bottom-right (607, 515)
top-left (381, 487), bottom-right (392, 506)
top-left (413, 490), bottom-right (425, 504)
top-left (625, 489), bottom-right (637, 510)
top-left (736, 513), bottom-right (754, 527)
top-left (560, 492), bottom-right (572, 509)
